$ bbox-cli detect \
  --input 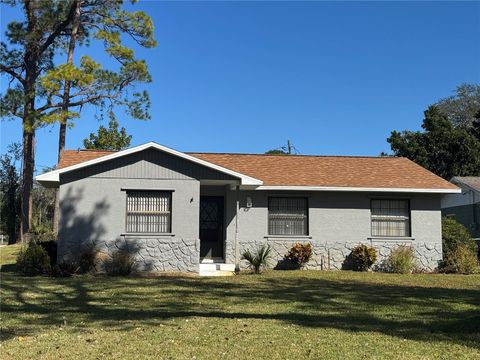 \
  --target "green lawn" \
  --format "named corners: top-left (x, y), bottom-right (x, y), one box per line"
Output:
top-left (1, 245), bottom-right (479, 359)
